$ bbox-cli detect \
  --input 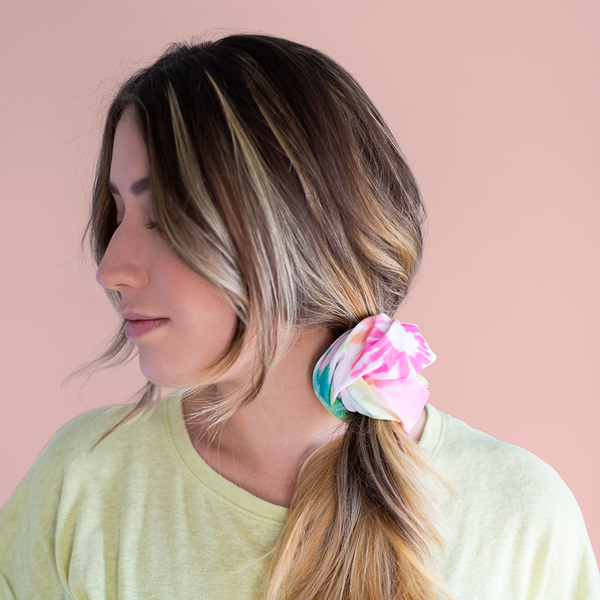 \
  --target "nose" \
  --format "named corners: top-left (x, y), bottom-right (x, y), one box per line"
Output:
top-left (96, 222), bottom-right (149, 291)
